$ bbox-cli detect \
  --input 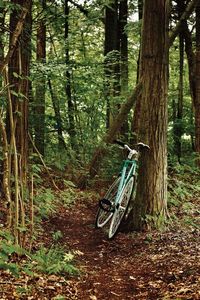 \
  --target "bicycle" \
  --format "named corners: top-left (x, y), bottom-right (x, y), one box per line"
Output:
top-left (95, 140), bottom-right (150, 239)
